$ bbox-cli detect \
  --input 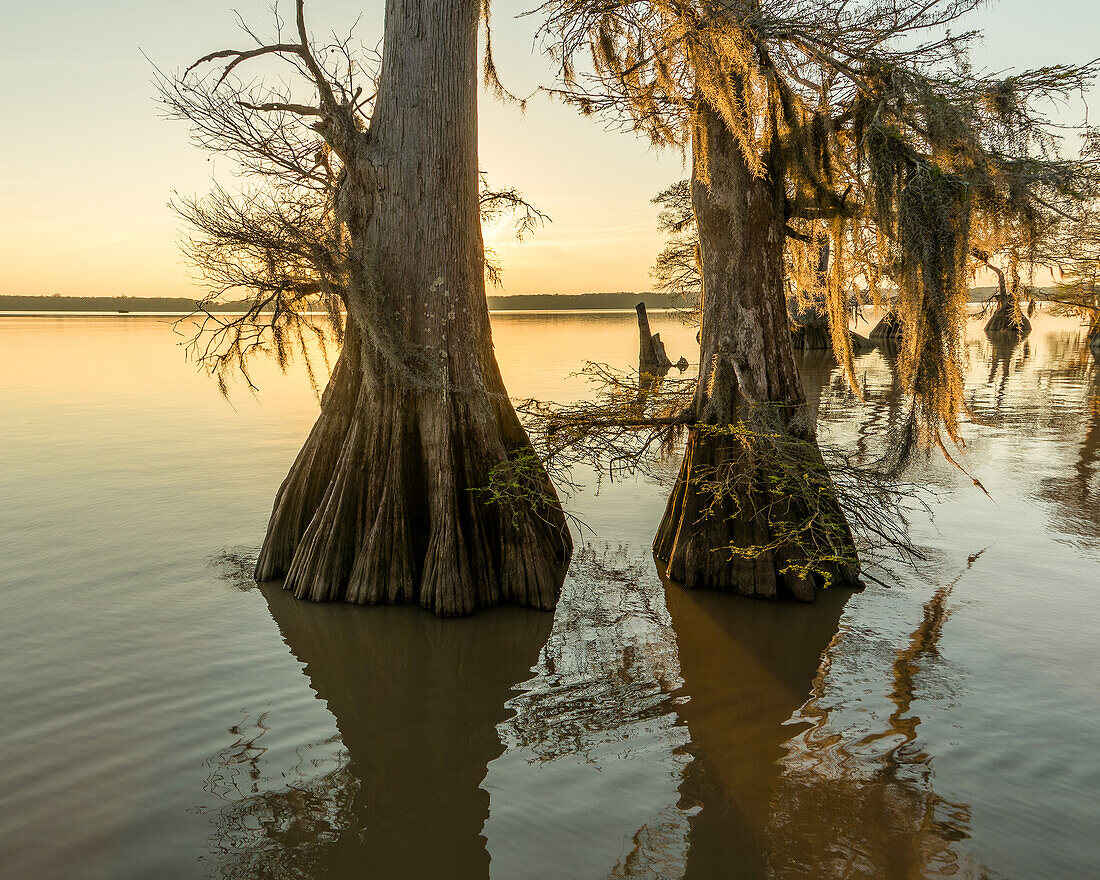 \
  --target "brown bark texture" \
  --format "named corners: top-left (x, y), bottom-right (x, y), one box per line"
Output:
top-left (653, 104), bottom-right (858, 601)
top-left (255, 0), bottom-right (572, 615)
